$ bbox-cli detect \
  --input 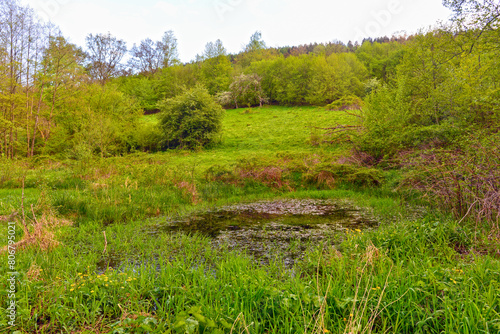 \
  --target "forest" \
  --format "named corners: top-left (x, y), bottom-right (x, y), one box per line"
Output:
top-left (0, 0), bottom-right (499, 333)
